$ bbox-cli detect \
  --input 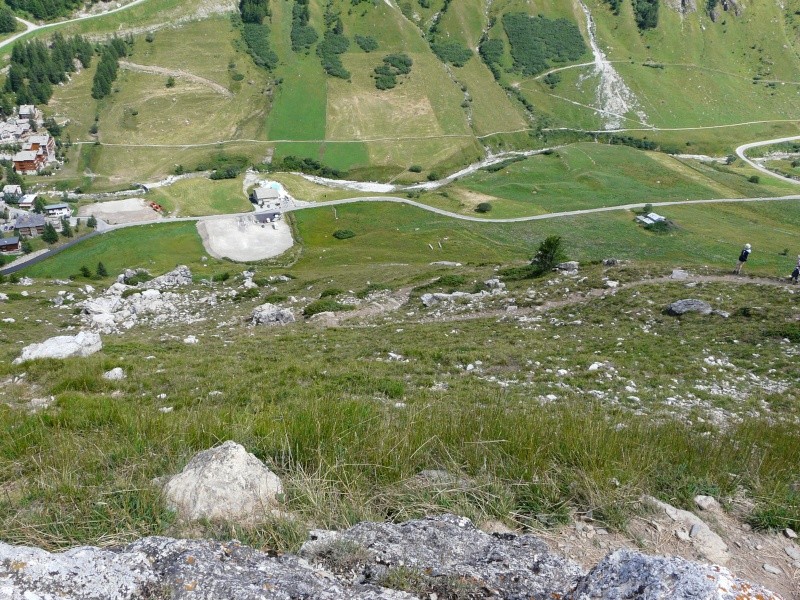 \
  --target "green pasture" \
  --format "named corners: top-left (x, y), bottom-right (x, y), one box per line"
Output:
top-left (145, 177), bottom-right (251, 217)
